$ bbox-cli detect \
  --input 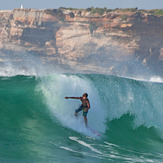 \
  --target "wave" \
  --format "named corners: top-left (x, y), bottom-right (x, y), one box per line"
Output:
top-left (38, 74), bottom-right (107, 137)
top-left (0, 74), bottom-right (163, 162)
top-left (38, 74), bottom-right (163, 134)
top-left (1, 73), bottom-right (163, 133)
